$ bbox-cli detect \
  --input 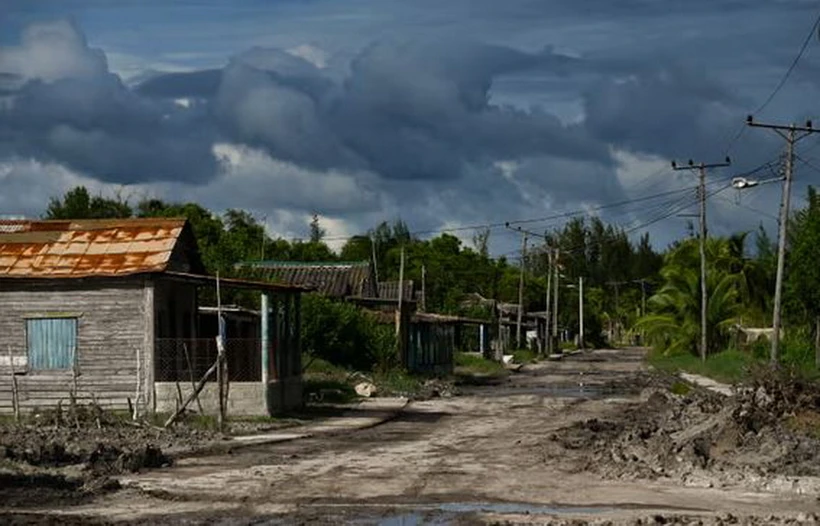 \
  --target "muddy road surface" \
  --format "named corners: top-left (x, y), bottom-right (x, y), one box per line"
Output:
top-left (4, 348), bottom-right (820, 525)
